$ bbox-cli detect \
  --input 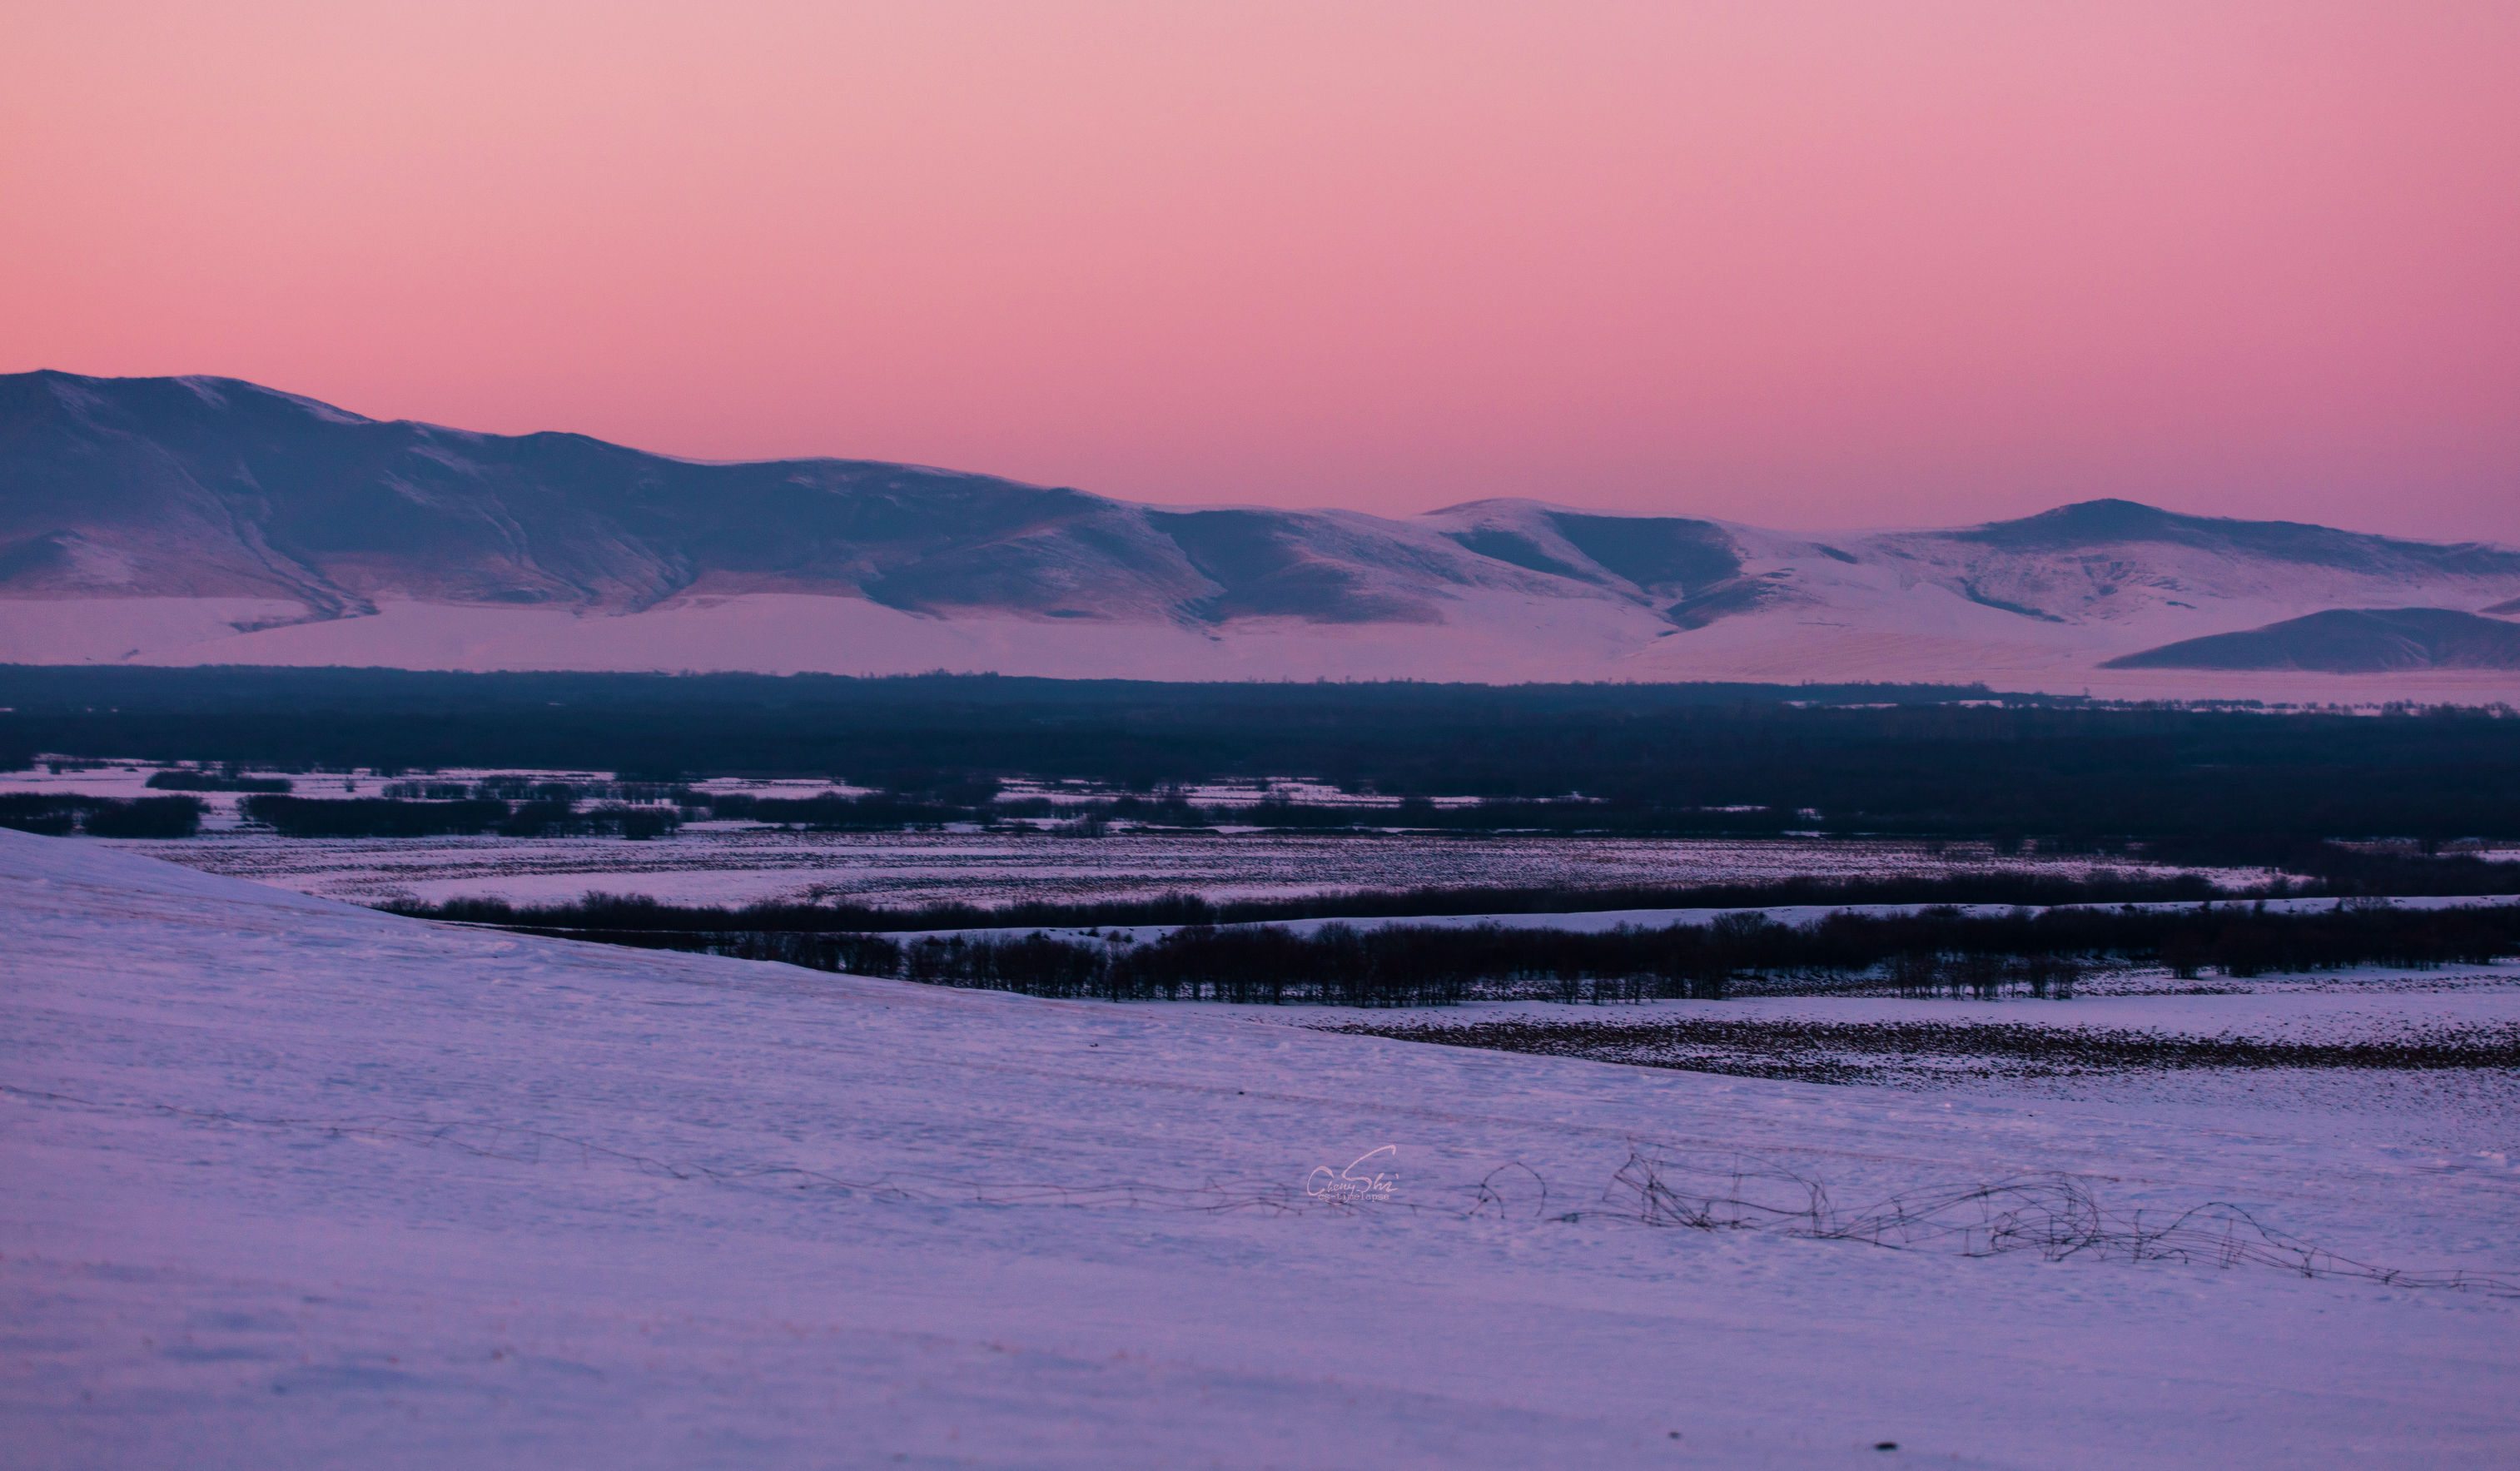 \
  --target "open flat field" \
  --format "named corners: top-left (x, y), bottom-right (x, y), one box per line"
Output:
top-left (9, 758), bottom-right (2264, 910)
top-left (102, 828), bottom-right (2246, 910)
top-left (1307, 967), bottom-right (2520, 1158)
